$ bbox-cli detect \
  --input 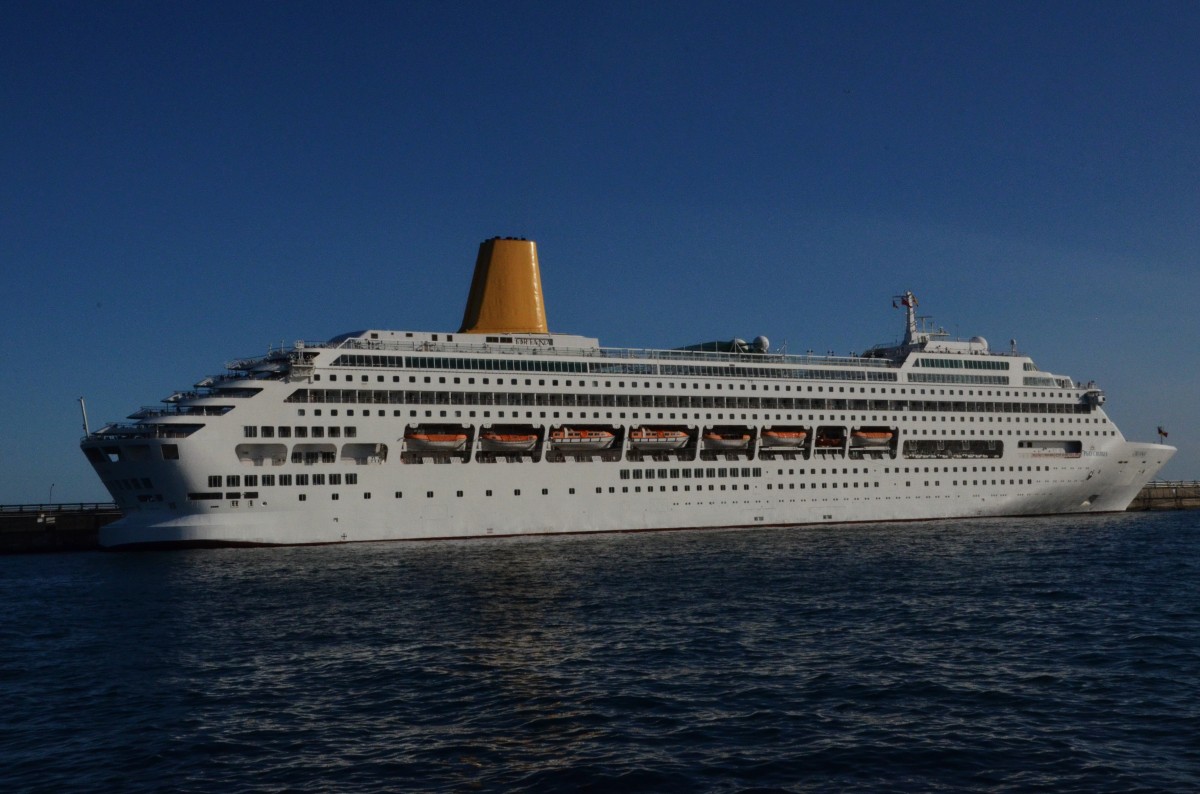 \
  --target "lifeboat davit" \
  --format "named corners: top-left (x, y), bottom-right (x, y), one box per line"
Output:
top-left (404, 431), bottom-right (468, 452)
top-left (703, 431), bottom-right (751, 450)
top-left (760, 429), bottom-right (808, 448)
top-left (480, 432), bottom-right (539, 452)
top-left (629, 428), bottom-right (689, 450)
top-left (548, 428), bottom-right (615, 451)
top-left (850, 430), bottom-right (894, 447)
